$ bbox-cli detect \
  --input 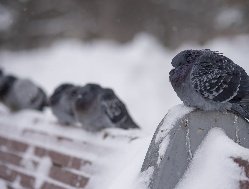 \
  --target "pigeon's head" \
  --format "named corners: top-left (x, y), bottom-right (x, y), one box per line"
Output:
top-left (100, 88), bottom-right (115, 101)
top-left (0, 75), bottom-right (17, 99)
top-left (171, 50), bottom-right (205, 68)
top-left (74, 83), bottom-right (102, 111)
top-left (49, 83), bottom-right (75, 105)
top-left (170, 50), bottom-right (206, 86)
